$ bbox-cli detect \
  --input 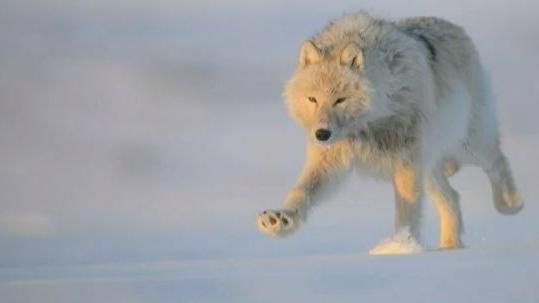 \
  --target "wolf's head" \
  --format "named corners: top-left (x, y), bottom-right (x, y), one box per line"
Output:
top-left (285, 40), bottom-right (390, 145)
